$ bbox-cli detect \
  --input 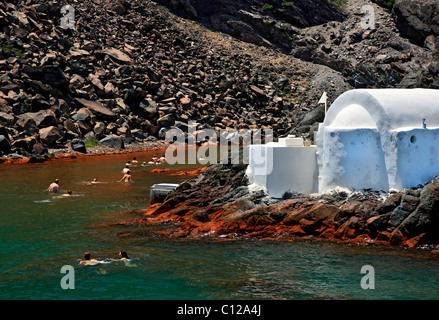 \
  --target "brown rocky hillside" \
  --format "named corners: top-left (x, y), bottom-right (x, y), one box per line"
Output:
top-left (0, 0), bottom-right (437, 160)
